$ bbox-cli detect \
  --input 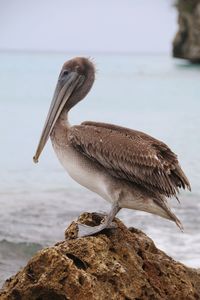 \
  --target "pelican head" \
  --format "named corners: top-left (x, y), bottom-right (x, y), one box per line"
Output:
top-left (33, 57), bottom-right (95, 163)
